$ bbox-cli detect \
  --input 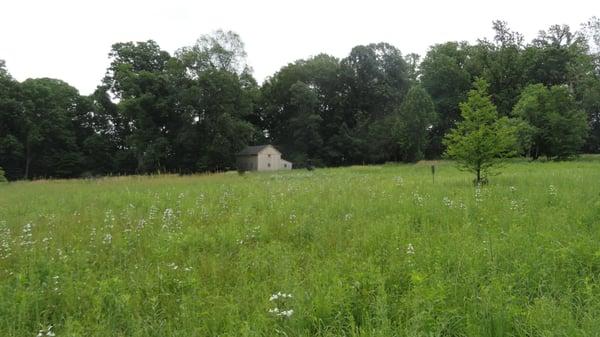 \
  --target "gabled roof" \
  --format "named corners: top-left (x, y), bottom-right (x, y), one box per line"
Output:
top-left (236, 145), bottom-right (280, 156)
